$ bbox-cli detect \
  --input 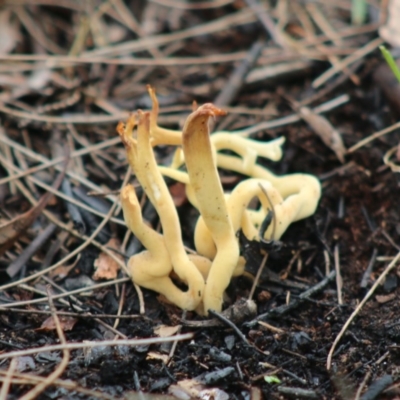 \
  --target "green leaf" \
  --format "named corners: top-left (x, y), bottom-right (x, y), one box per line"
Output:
top-left (264, 375), bottom-right (281, 384)
top-left (380, 45), bottom-right (400, 84)
top-left (351, 0), bottom-right (367, 25)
